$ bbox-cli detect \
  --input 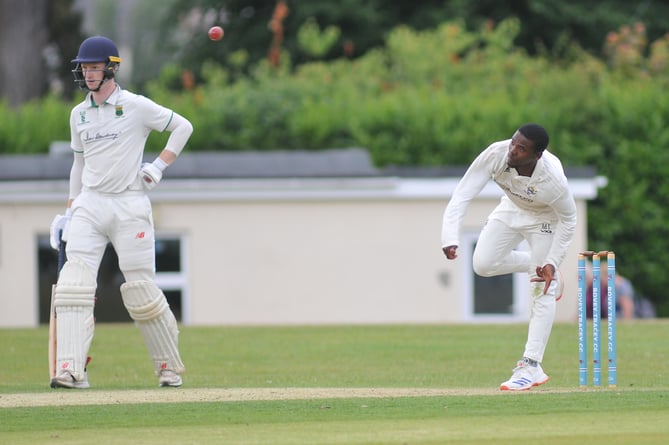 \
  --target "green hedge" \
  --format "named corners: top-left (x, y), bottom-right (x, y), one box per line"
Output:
top-left (2, 19), bottom-right (669, 314)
